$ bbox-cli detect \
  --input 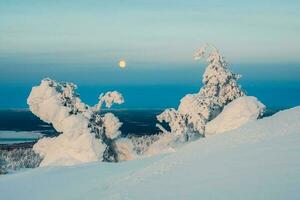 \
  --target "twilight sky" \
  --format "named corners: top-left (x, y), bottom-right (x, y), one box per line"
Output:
top-left (1, 0), bottom-right (300, 64)
top-left (0, 0), bottom-right (300, 108)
